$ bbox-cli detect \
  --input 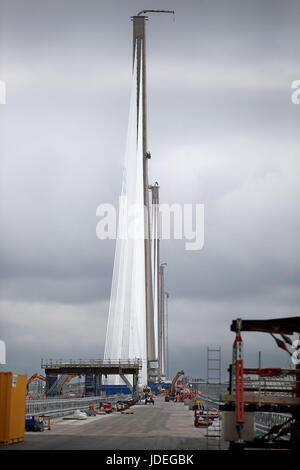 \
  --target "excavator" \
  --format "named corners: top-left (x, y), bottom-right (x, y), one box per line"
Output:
top-left (57, 374), bottom-right (77, 395)
top-left (164, 370), bottom-right (184, 402)
top-left (27, 373), bottom-right (77, 396)
top-left (27, 373), bottom-right (46, 394)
